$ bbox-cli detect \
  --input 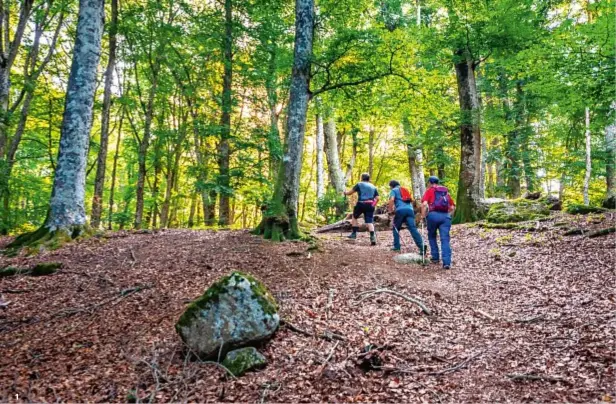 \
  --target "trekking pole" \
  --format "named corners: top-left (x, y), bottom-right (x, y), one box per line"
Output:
top-left (420, 219), bottom-right (426, 264)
